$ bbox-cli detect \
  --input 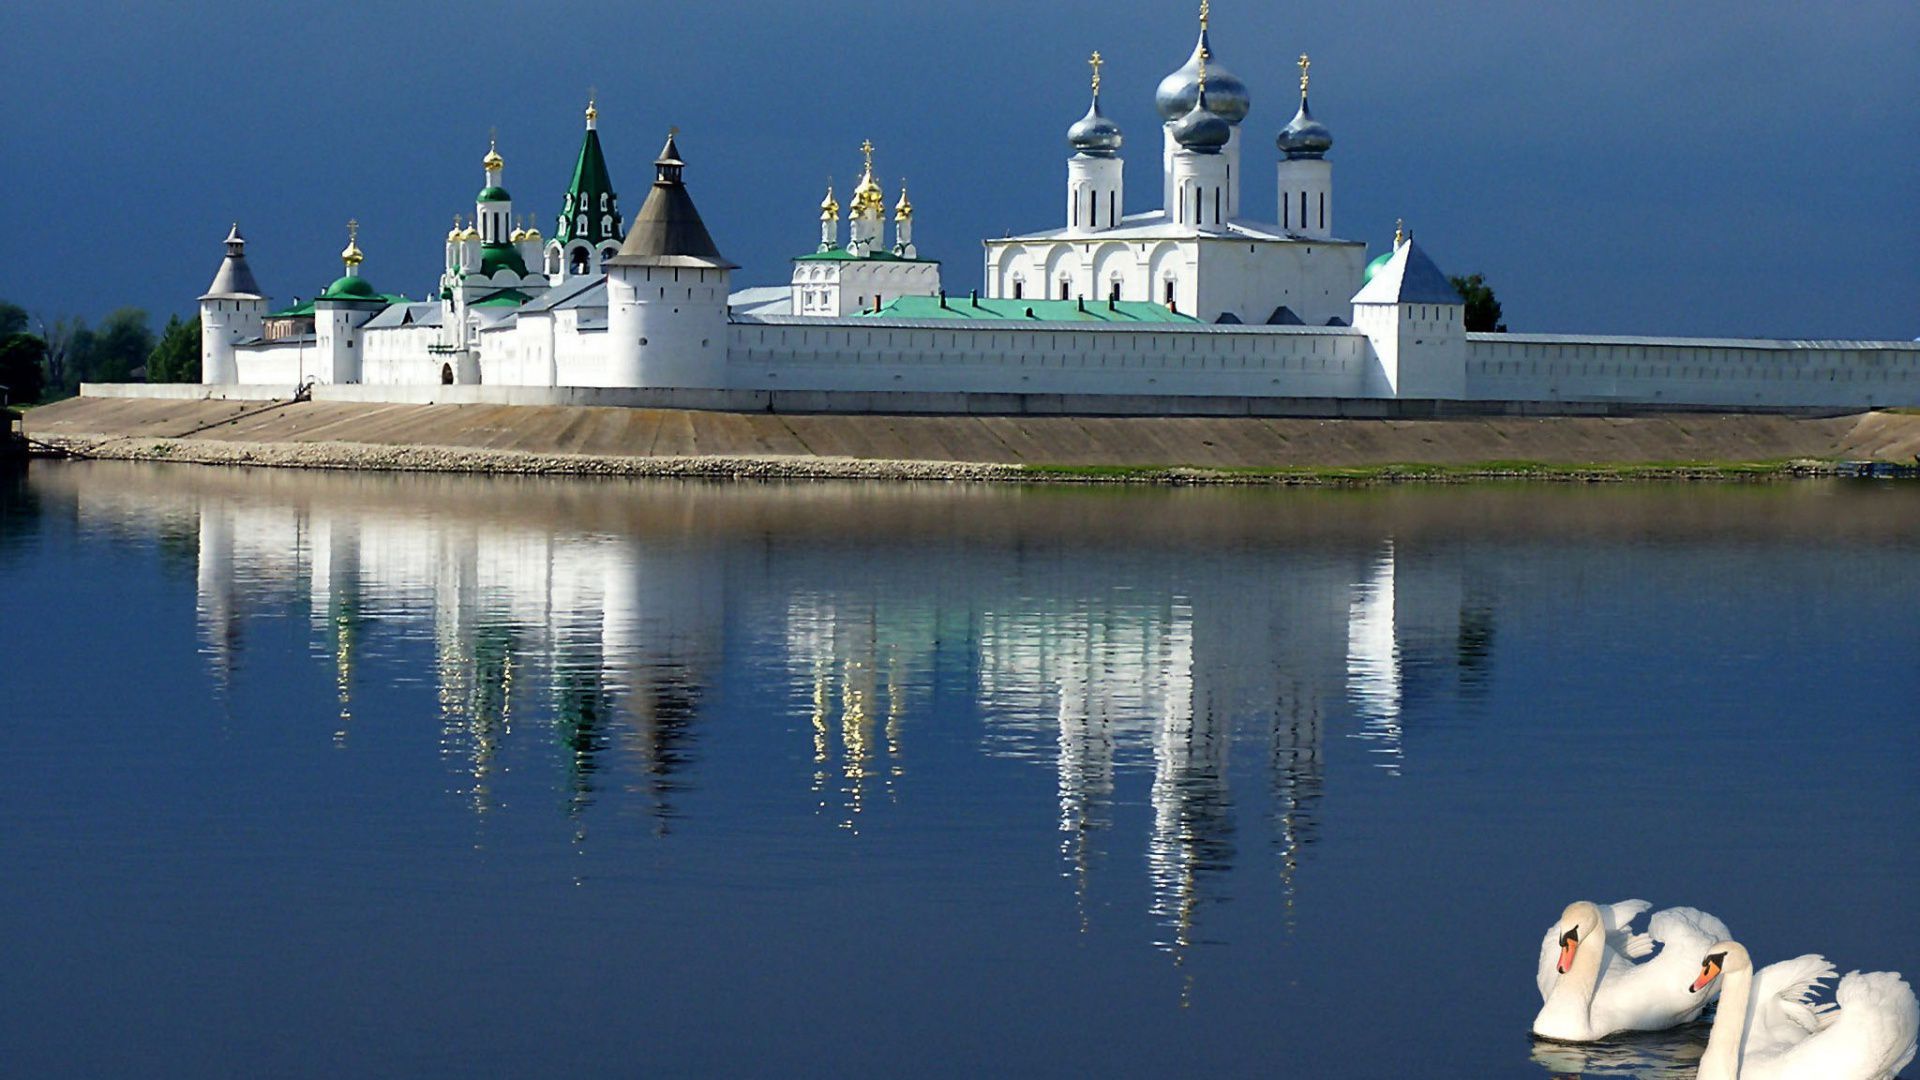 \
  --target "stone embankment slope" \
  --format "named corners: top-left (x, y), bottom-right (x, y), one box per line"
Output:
top-left (24, 397), bottom-right (1920, 482)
